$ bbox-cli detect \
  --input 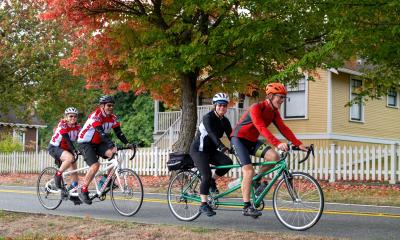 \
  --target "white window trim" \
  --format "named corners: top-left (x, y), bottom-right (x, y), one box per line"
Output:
top-left (12, 128), bottom-right (25, 151)
top-left (282, 77), bottom-right (308, 120)
top-left (386, 90), bottom-right (399, 109)
top-left (349, 77), bottom-right (364, 123)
